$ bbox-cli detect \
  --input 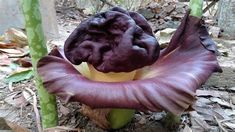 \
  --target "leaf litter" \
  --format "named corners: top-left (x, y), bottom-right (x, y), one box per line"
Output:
top-left (0, 28), bottom-right (36, 130)
top-left (0, 0), bottom-right (235, 131)
top-left (4, 91), bottom-right (31, 108)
